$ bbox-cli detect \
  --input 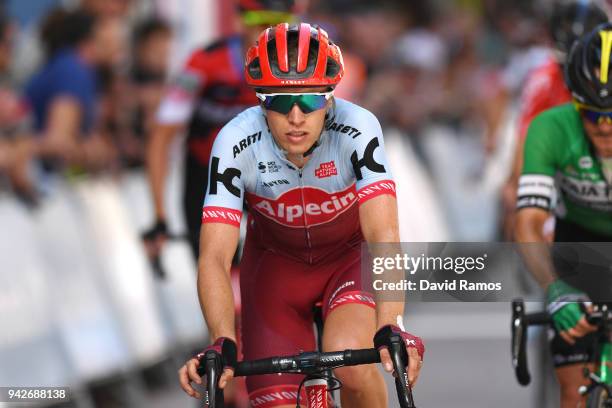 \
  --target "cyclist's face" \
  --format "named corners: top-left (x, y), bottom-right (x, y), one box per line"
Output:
top-left (582, 116), bottom-right (612, 157)
top-left (263, 87), bottom-right (331, 159)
